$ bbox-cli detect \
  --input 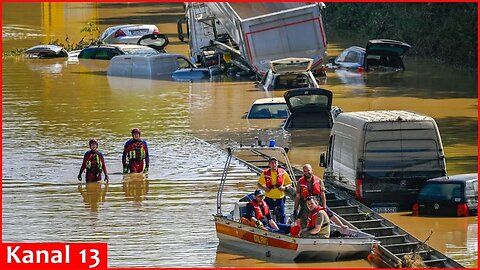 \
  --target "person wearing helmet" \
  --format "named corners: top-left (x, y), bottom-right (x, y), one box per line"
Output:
top-left (122, 128), bottom-right (149, 174)
top-left (78, 139), bottom-right (109, 183)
